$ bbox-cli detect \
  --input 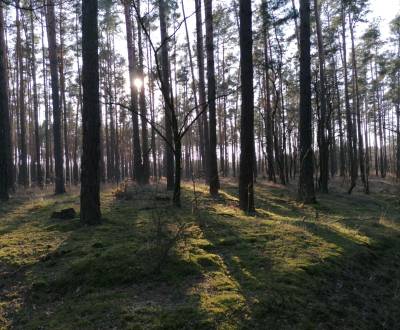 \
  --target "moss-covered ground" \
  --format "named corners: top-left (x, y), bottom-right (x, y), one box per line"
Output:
top-left (1, 178), bottom-right (399, 329)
